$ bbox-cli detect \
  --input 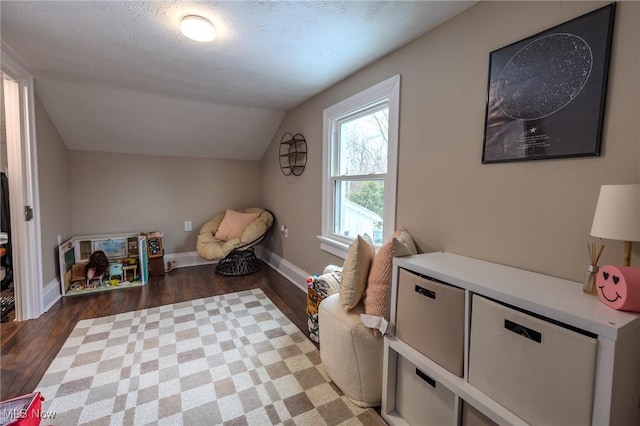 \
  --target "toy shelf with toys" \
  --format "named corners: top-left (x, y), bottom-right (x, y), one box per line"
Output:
top-left (58, 233), bottom-right (149, 296)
